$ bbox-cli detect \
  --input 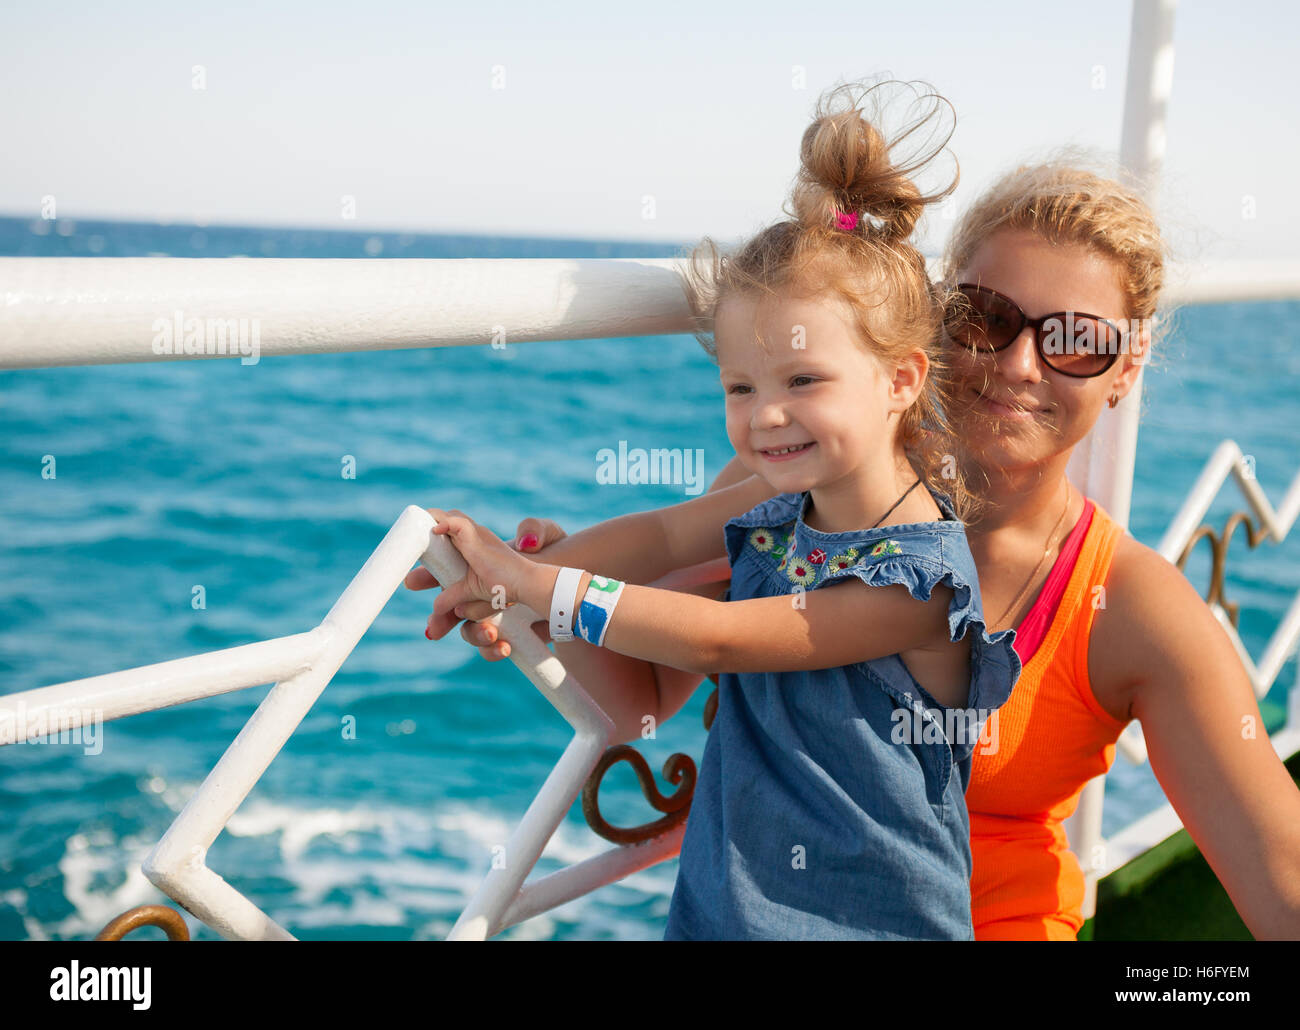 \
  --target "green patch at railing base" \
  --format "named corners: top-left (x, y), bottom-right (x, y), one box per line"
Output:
top-left (1081, 745), bottom-right (1300, 941)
